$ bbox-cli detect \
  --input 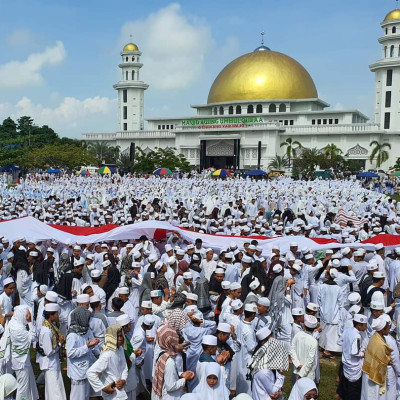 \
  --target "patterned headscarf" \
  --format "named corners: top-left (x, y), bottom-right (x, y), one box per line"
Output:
top-left (152, 325), bottom-right (180, 397)
top-left (102, 324), bottom-right (123, 352)
top-left (166, 308), bottom-right (189, 333)
top-left (67, 306), bottom-right (91, 336)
